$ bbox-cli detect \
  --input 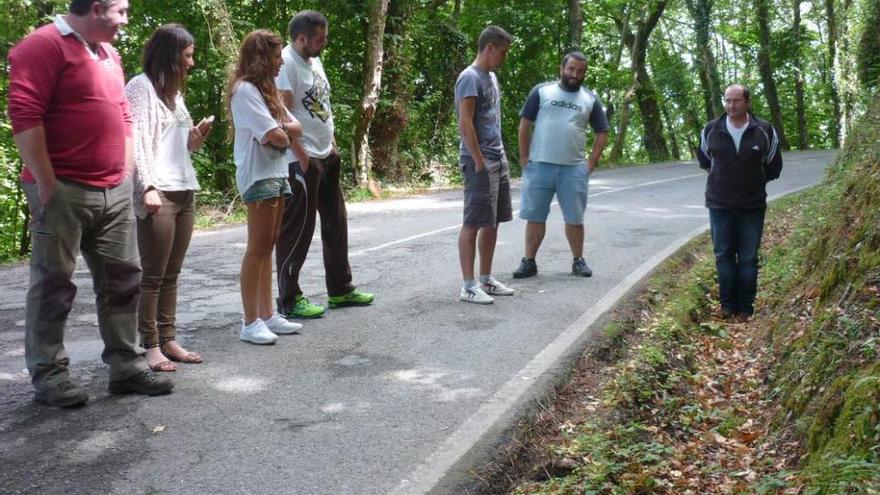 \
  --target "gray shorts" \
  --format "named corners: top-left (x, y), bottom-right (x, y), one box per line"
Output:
top-left (460, 156), bottom-right (513, 227)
